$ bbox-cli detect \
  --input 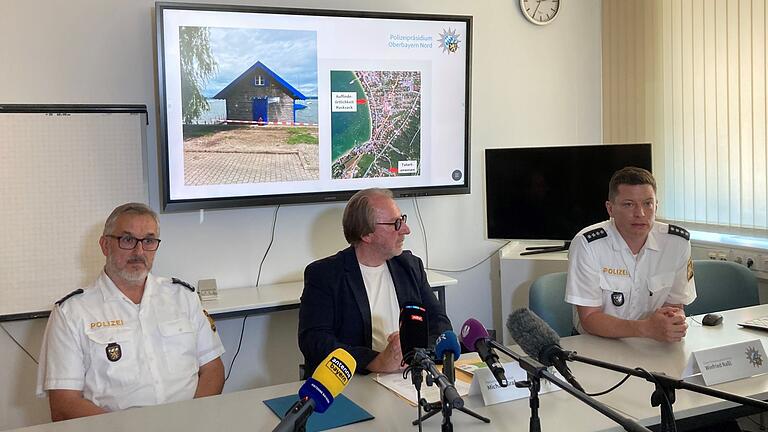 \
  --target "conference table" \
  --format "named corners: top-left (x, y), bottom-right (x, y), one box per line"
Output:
top-left (12, 305), bottom-right (768, 432)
